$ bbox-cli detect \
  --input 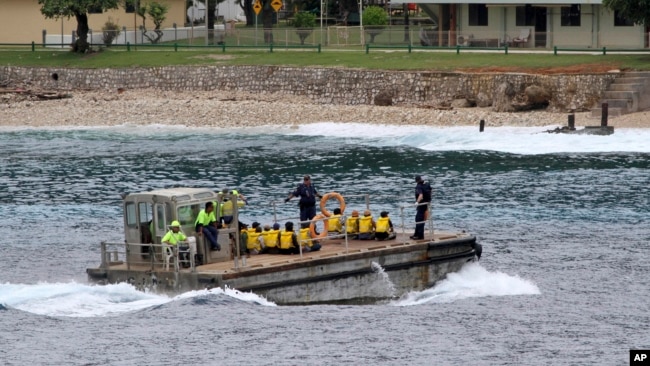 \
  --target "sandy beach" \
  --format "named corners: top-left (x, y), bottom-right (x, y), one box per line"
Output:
top-left (1, 89), bottom-right (649, 128)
